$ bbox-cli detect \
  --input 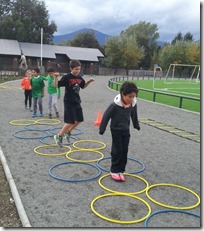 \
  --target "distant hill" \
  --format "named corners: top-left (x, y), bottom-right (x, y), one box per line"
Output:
top-left (157, 41), bottom-right (165, 47)
top-left (53, 28), bottom-right (112, 45)
top-left (53, 28), bottom-right (168, 47)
